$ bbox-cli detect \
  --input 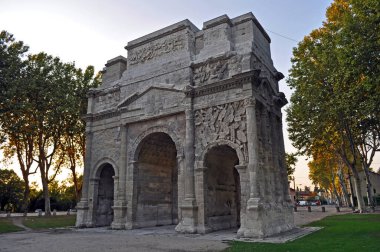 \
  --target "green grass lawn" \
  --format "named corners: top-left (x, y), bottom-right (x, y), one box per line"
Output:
top-left (226, 214), bottom-right (380, 252)
top-left (22, 215), bottom-right (76, 230)
top-left (0, 218), bottom-right (24, 233)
